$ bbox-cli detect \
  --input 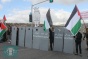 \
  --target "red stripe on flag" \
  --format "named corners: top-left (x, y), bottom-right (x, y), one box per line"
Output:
top-left (1, 23), bottom-right (7, 29)
top-left (76, 5), bottom-right (82, 18)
